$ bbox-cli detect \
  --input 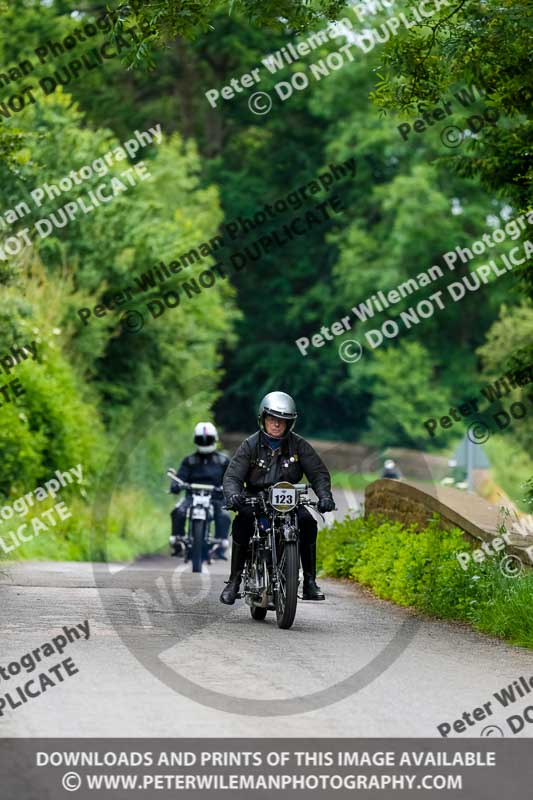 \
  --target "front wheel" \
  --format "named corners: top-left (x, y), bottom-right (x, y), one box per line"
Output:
top-left (191, 519), bottom-right (205, 573)
top-left (275, 541), bottom-right (299, 629)
top-left (250, 606), bottom-right (268, 621)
